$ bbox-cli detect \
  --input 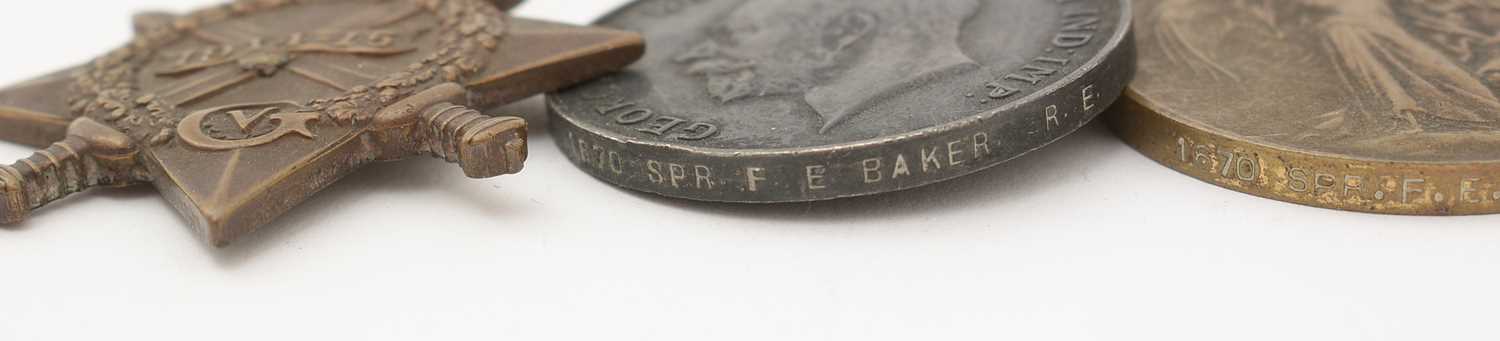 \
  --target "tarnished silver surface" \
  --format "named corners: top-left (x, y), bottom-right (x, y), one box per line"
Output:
top-left (548, 0), bottom-right (1135, 202)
